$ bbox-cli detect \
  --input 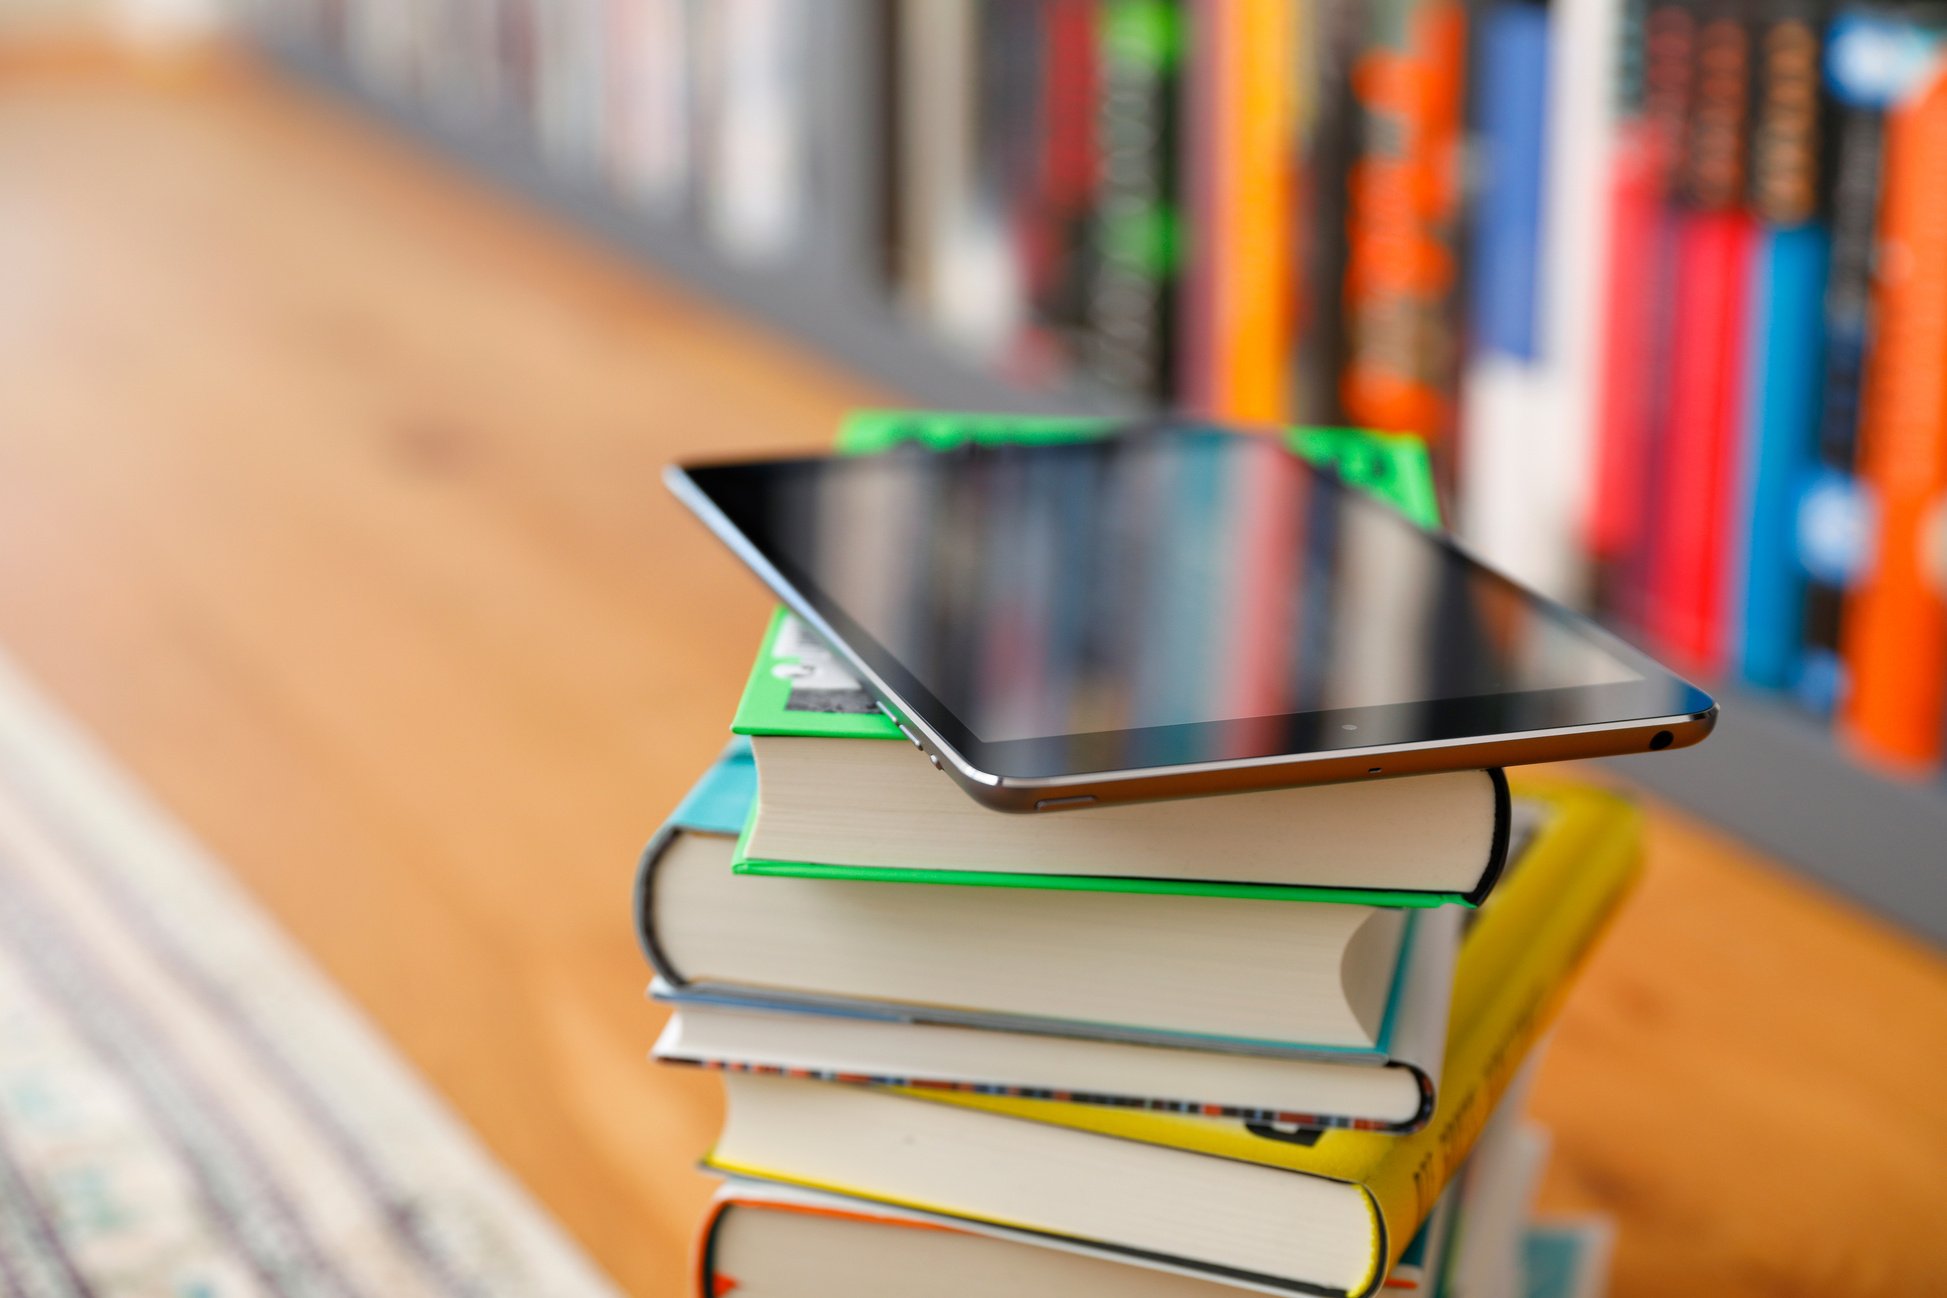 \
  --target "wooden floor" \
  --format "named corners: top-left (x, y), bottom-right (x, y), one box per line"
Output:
top-left (0, 50), bottom-right (1942, 1298)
